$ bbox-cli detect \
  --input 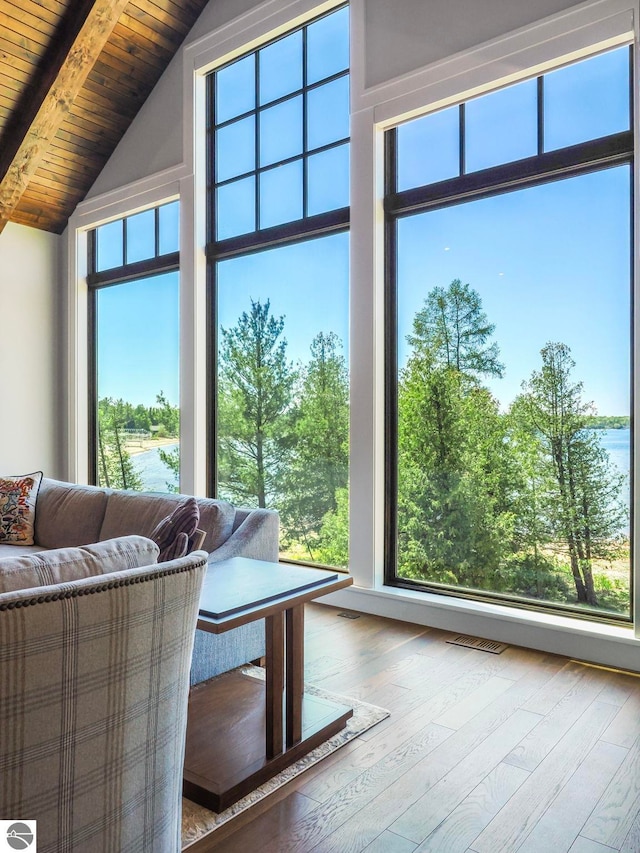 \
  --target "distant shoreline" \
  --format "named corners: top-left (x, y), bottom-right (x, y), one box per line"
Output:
top-left (125, 438), bottom-right (178, 457)
top-left (584, 417), bottom-right (630, 430)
